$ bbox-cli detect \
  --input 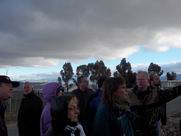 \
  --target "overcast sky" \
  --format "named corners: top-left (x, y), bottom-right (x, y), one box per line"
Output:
top-left (0, 0), bottom-right (181, 81)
